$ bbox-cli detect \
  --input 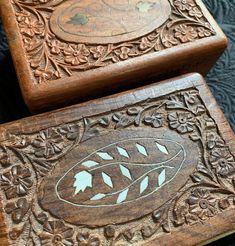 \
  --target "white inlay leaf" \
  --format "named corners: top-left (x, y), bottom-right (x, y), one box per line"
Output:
top-left (102, 172), bottom-right (113, 188)
top-left (136, 143), bottom-right (148, 156)
top-left (97, 152), bottom-right (113, 160)
top-left (158, 169), bottom-right (166, 186)
top-left (120, 165), bottom-right (132, 180)
top-left (90, 193), bottom-right (106, 201)
top-left (156, 142), bottom-right (169, 155)
top-left (140, 176), bottom-right (149, 194)
top-left (82, 160), bottom-right (99, 168)
top-left (117, 146), bottom-right (129, 158)
top-left (117, 189), bottom-right (129, 204)
top-left (74, 171), bottom-right (92, 195)
top-left (63, 137), bottom-right (185, 207)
